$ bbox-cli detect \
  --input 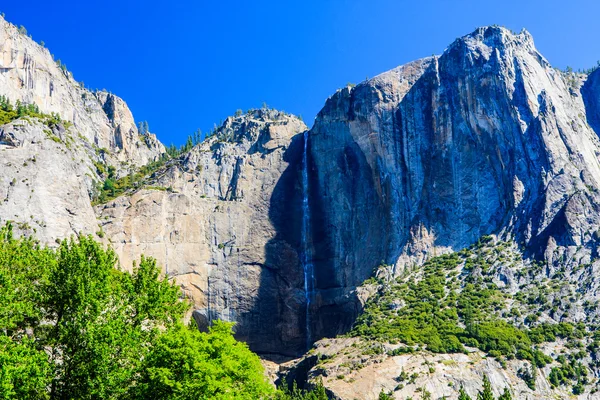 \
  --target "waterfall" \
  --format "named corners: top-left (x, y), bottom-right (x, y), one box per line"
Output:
top-left (301, 130), bottom-right (314, 349)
